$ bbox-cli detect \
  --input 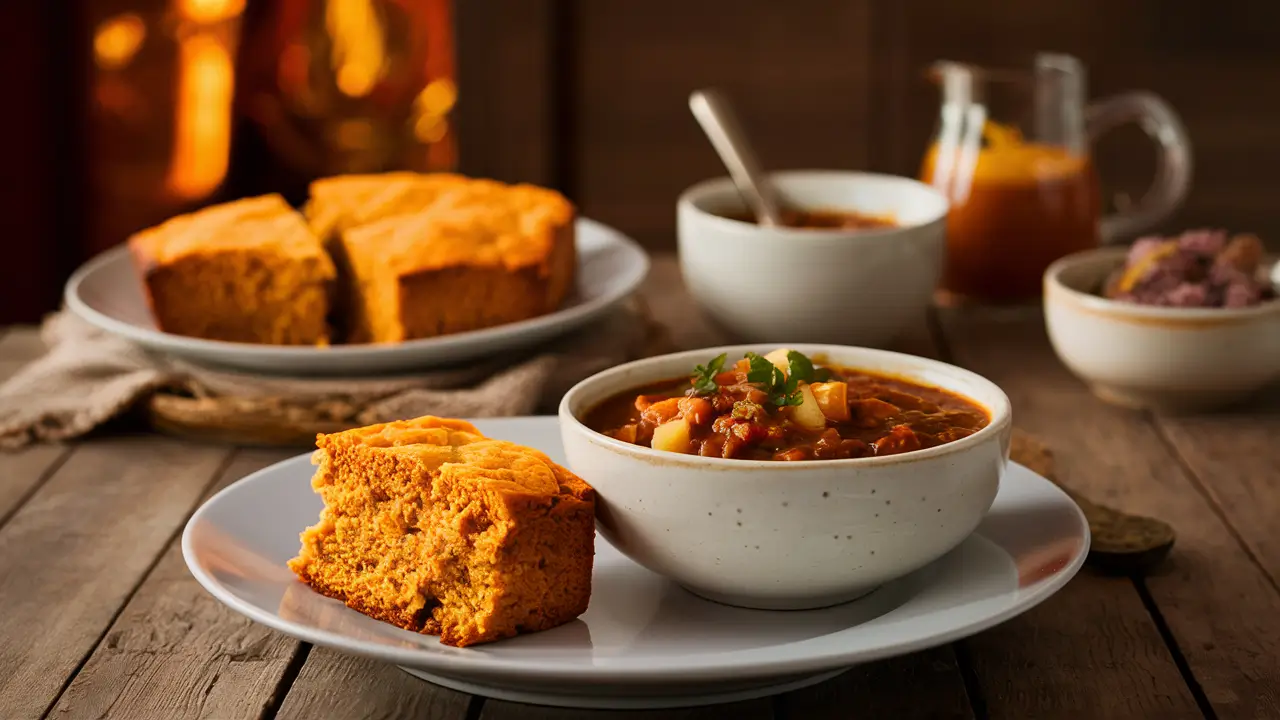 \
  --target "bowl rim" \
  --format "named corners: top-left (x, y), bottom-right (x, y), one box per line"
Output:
top-left (558, 343), bottom-right (1012, 471)
top-left (677, 169), bottom-right (950, 240)
top-left (1044, 246), bottom-right (1280, 322)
